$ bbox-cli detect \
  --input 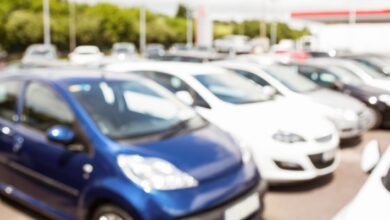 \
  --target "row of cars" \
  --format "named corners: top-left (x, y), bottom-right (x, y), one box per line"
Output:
top-left (1, 45), bottom-right (390, 219)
